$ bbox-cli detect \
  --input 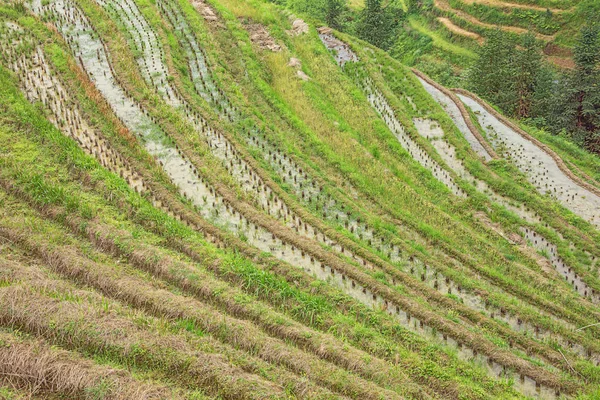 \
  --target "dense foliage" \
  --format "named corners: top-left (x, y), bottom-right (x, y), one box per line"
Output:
top-left (270, 0), bottom-right (405, 50)
top-left (468, 25), bottom-right (600, 153)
